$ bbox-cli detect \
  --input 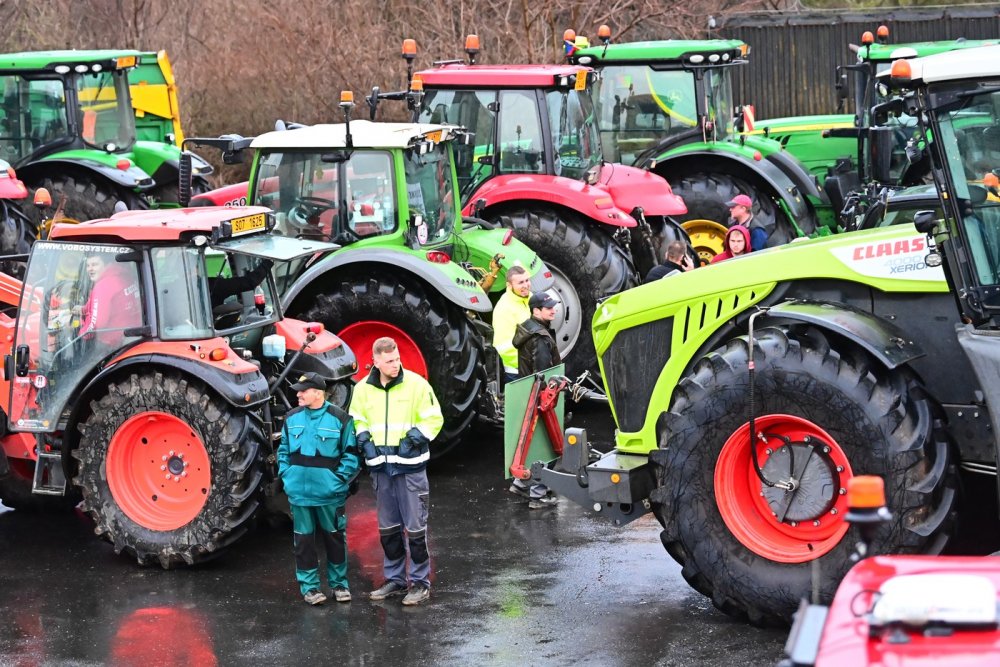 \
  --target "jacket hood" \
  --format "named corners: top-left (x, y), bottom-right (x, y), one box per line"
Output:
top-left (725, 224), bottom-right (752, 254)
